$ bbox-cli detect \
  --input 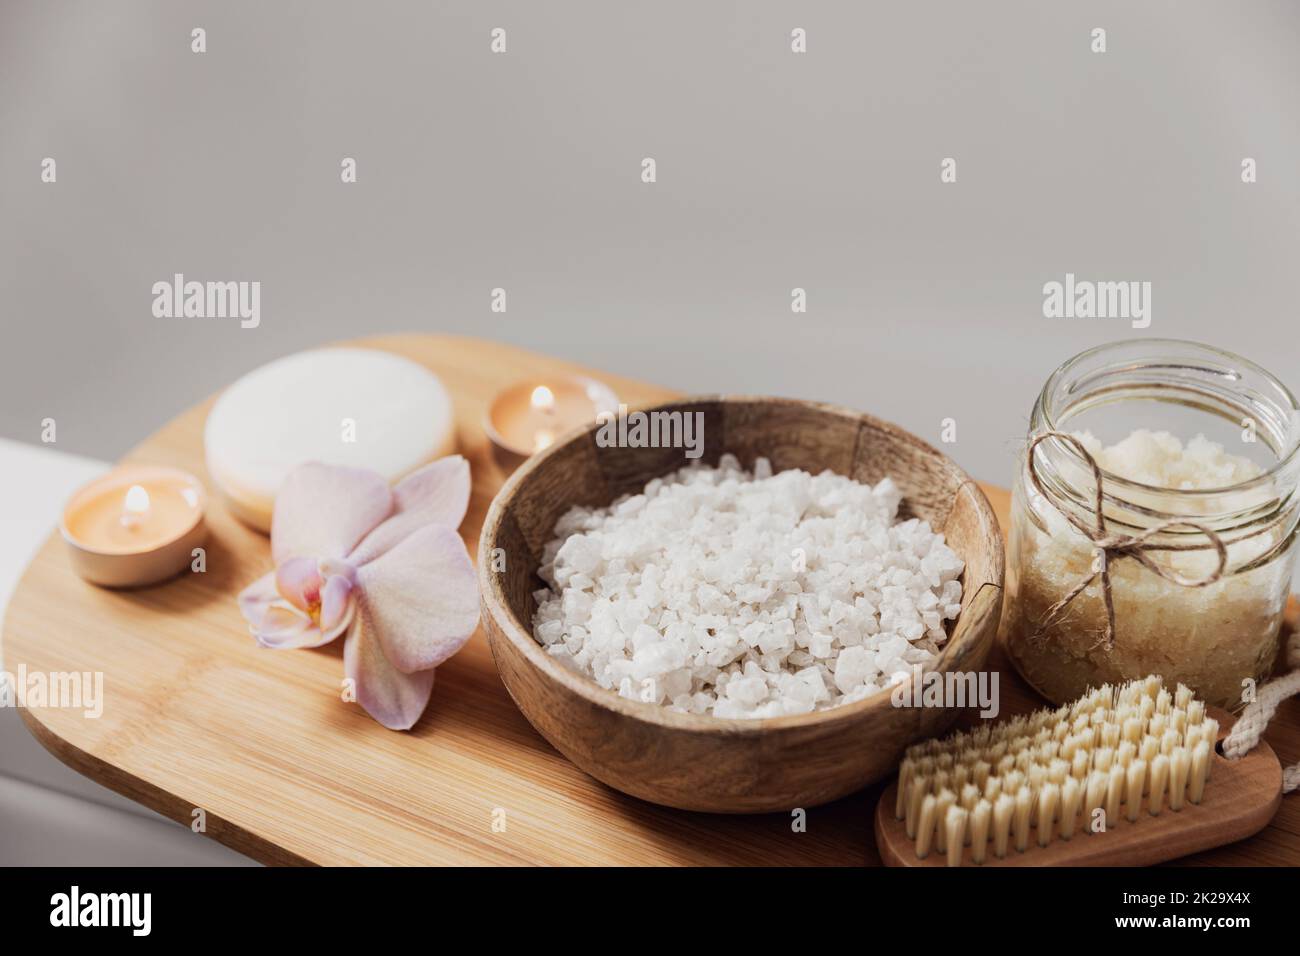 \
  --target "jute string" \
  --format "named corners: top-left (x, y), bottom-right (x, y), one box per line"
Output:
top-left (1028, 431), bottom-right (1298, 793)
